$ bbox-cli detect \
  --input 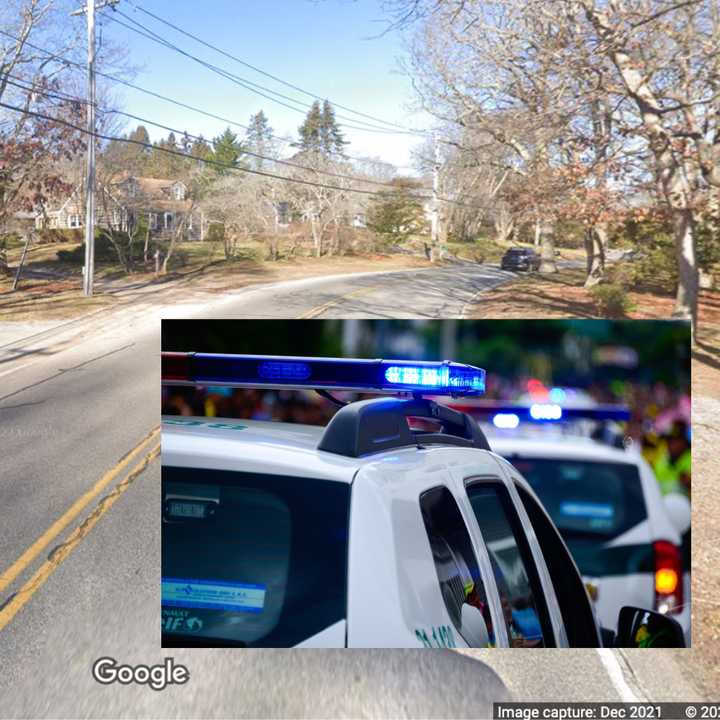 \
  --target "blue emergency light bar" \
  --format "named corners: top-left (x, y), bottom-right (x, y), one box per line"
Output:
top-left (162, 353), bottom-right (486, 396)
top-left (448, 401), bottom-right (631, 424)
